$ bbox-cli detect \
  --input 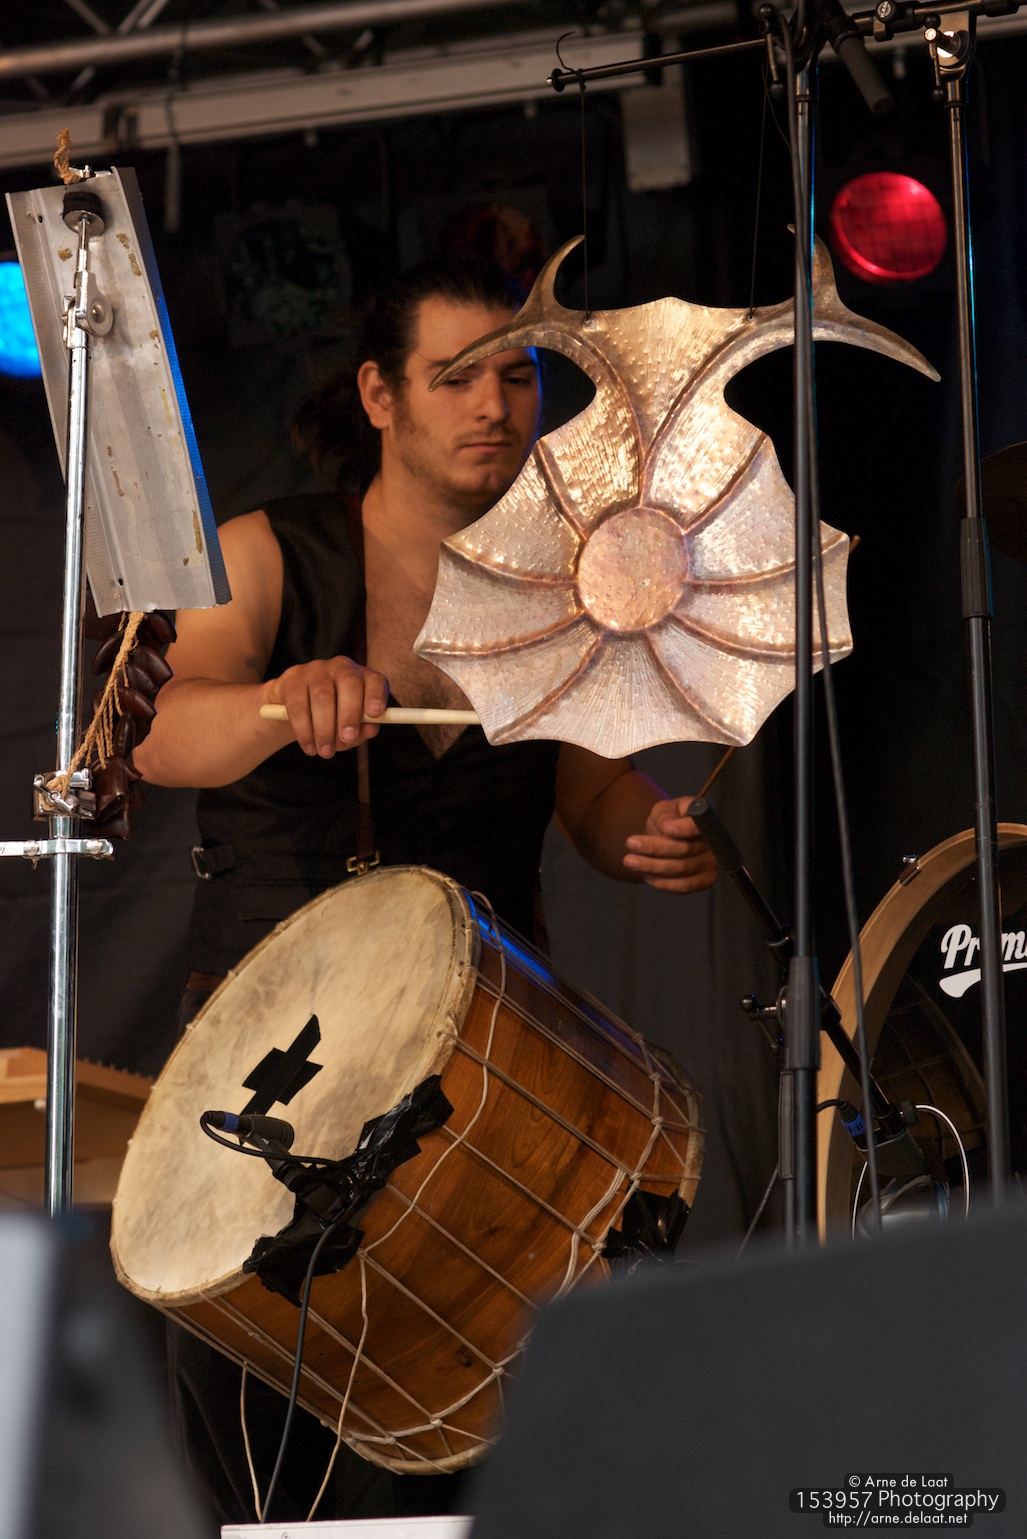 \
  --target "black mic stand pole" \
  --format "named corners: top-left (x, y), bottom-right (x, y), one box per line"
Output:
top-left (551, 12), bottom-right (857, 1244)
top-left (782, 0), bottom-right (897, 1240)
top-left (782, 12), bottom-right (821, 1247)
top-left (848, 0), bottom-right (1019, 1196)
top-left (777, 0), bottom-right (1012, 1206)
top-left (780, 0), bottom-right (895, 1241)
top-left (930, 13), bottom-right (1010, 1196)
